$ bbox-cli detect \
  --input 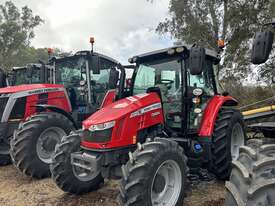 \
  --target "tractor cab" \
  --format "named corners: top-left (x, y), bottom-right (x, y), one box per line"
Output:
top-left (129, 45), bottom-right (220, 134)
top-left (9, 63), bottom-right (53, 86)
top-left (52, 51), bottom-right (122, 126)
